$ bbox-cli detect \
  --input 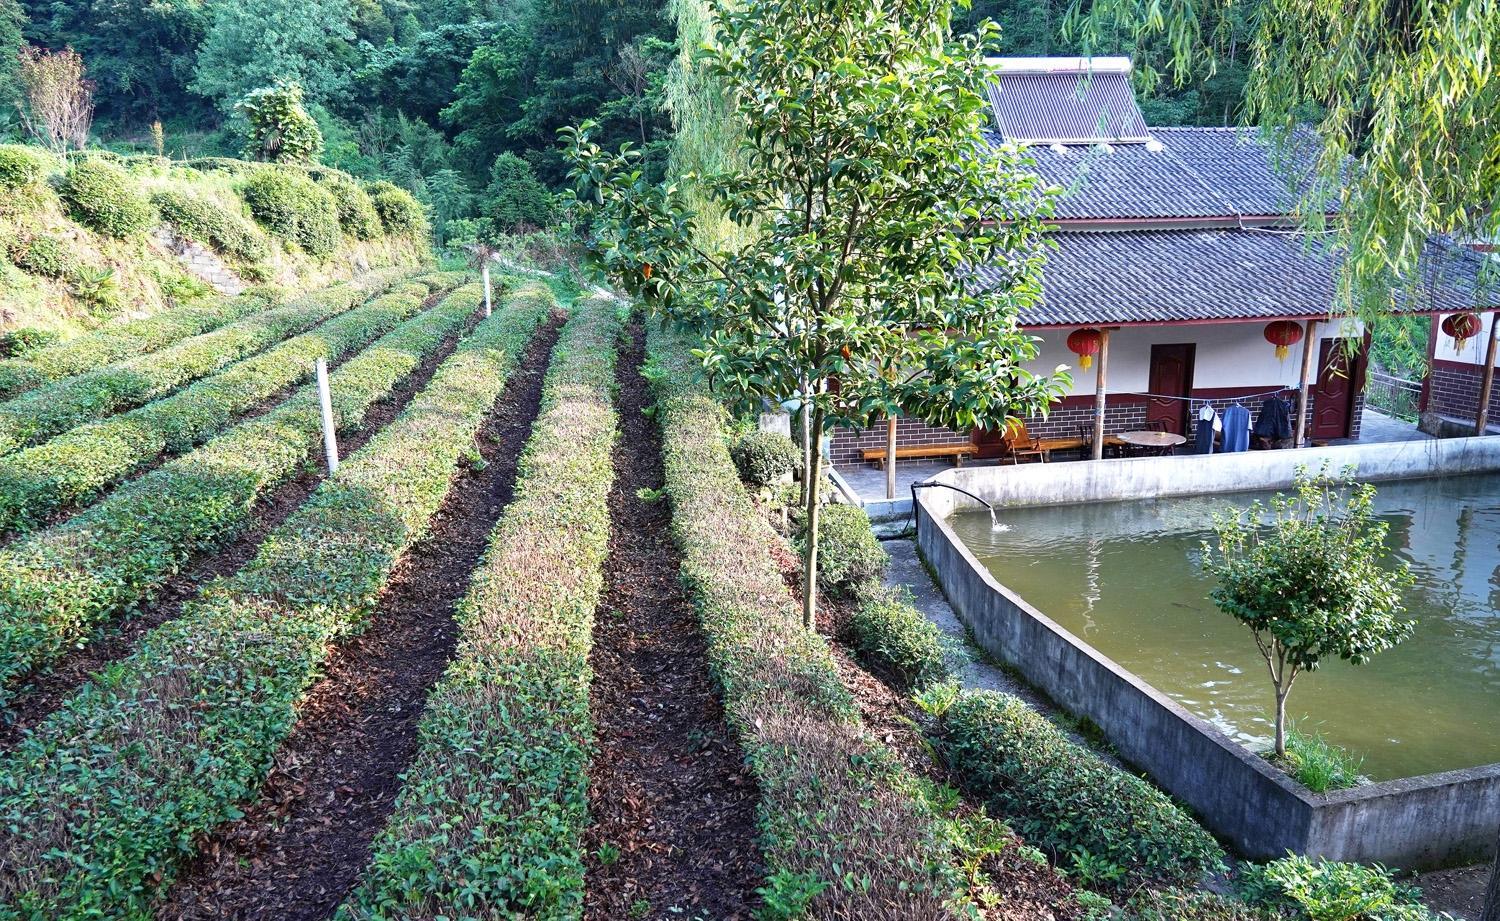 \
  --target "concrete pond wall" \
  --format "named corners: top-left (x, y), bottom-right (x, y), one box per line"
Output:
top-left (914, 436), bottom-right (1500, 869)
